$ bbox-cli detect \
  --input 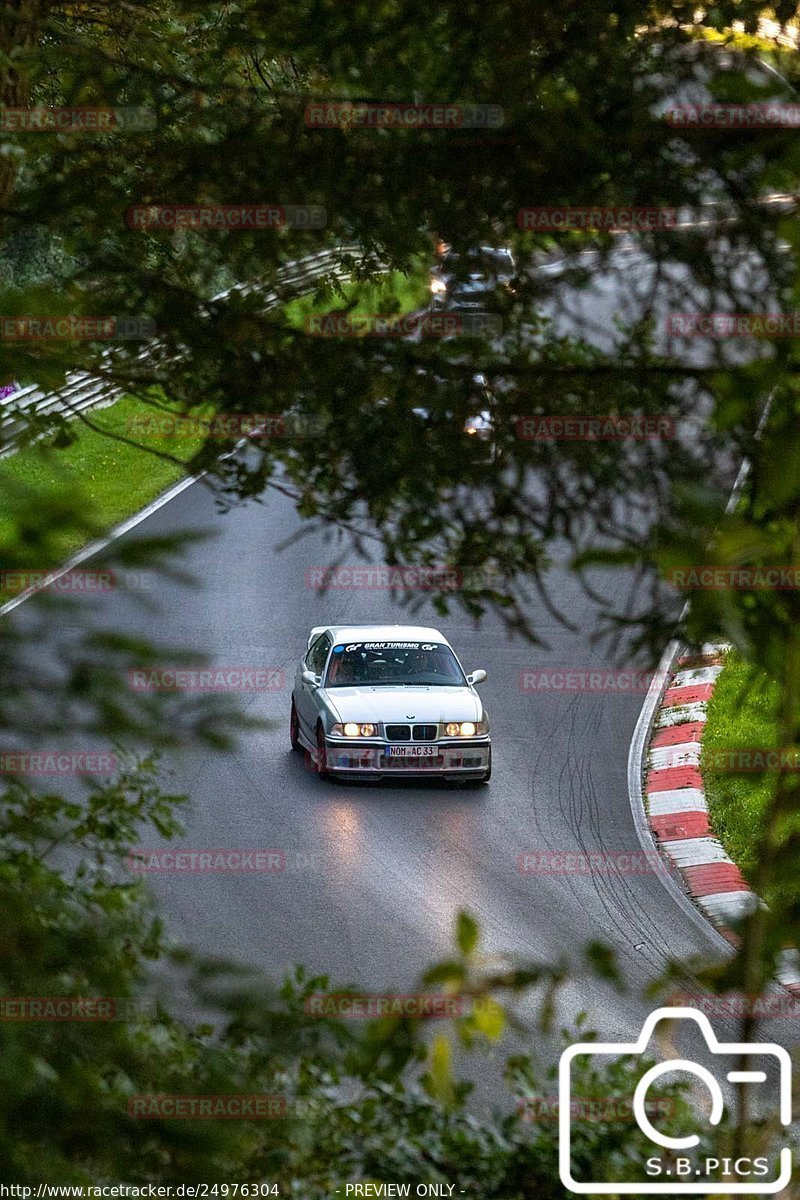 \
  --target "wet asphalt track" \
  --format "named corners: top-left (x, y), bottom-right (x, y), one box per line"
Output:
top-left (57, 474), bottom-right (729, 1045)
top-left (13, 239), bottom-right (785, 1065)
